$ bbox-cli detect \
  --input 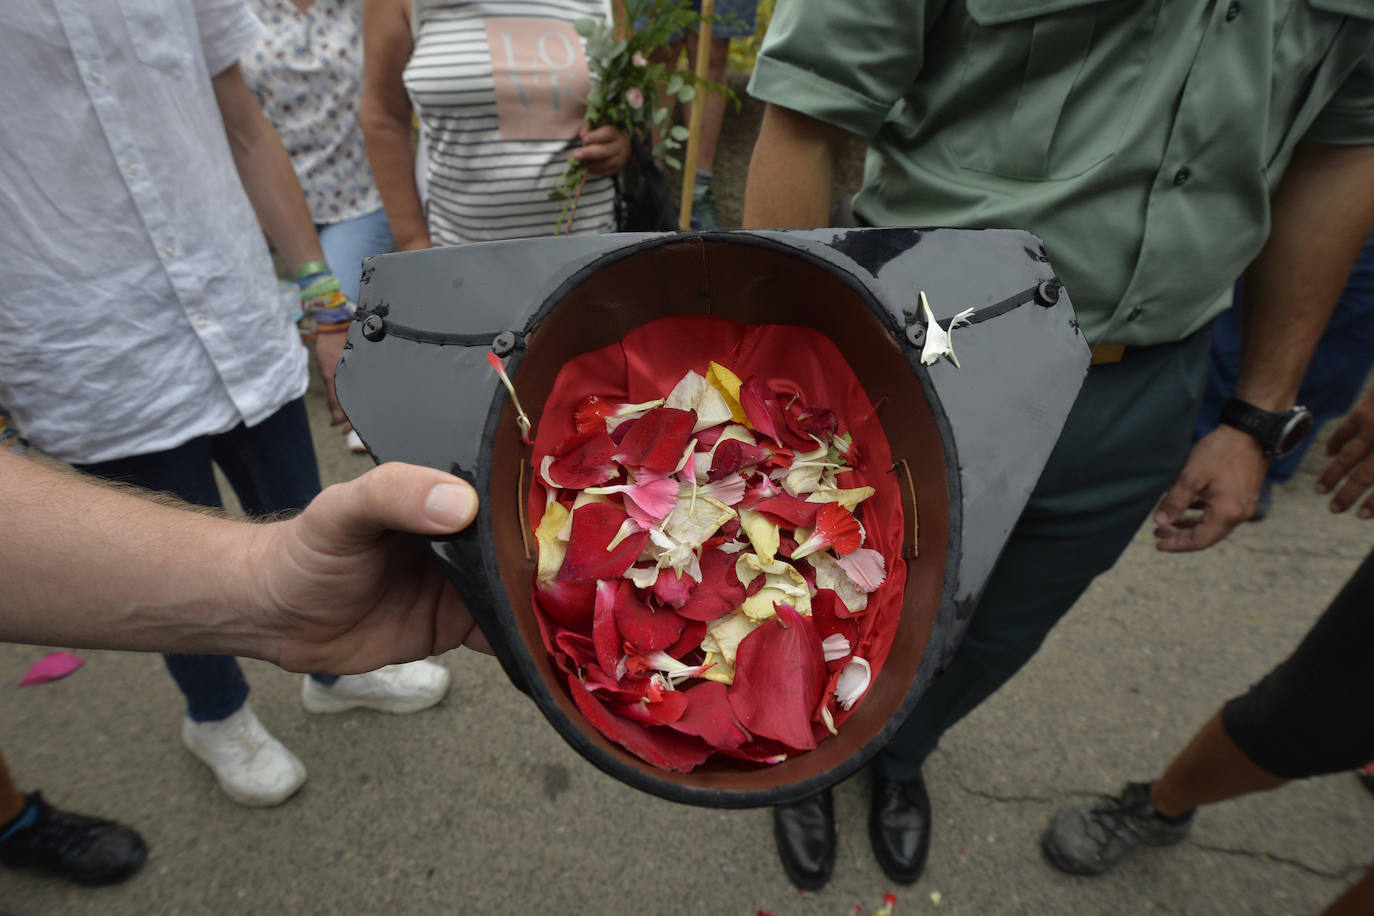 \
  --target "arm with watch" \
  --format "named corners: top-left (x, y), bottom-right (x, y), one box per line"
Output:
top-left (1153, 141), bottom-right (1374, 551)
top-left (211, 63), bottom-right (354, 429)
